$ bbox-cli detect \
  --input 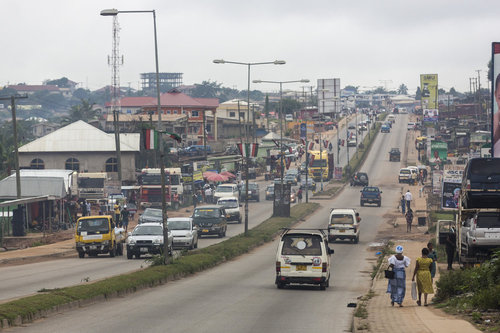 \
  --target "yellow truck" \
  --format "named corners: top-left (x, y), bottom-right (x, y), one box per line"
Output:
top-left (75, 215), bottom-right (125, 258)
top-left (308, 150), bottom-right (329, 181)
